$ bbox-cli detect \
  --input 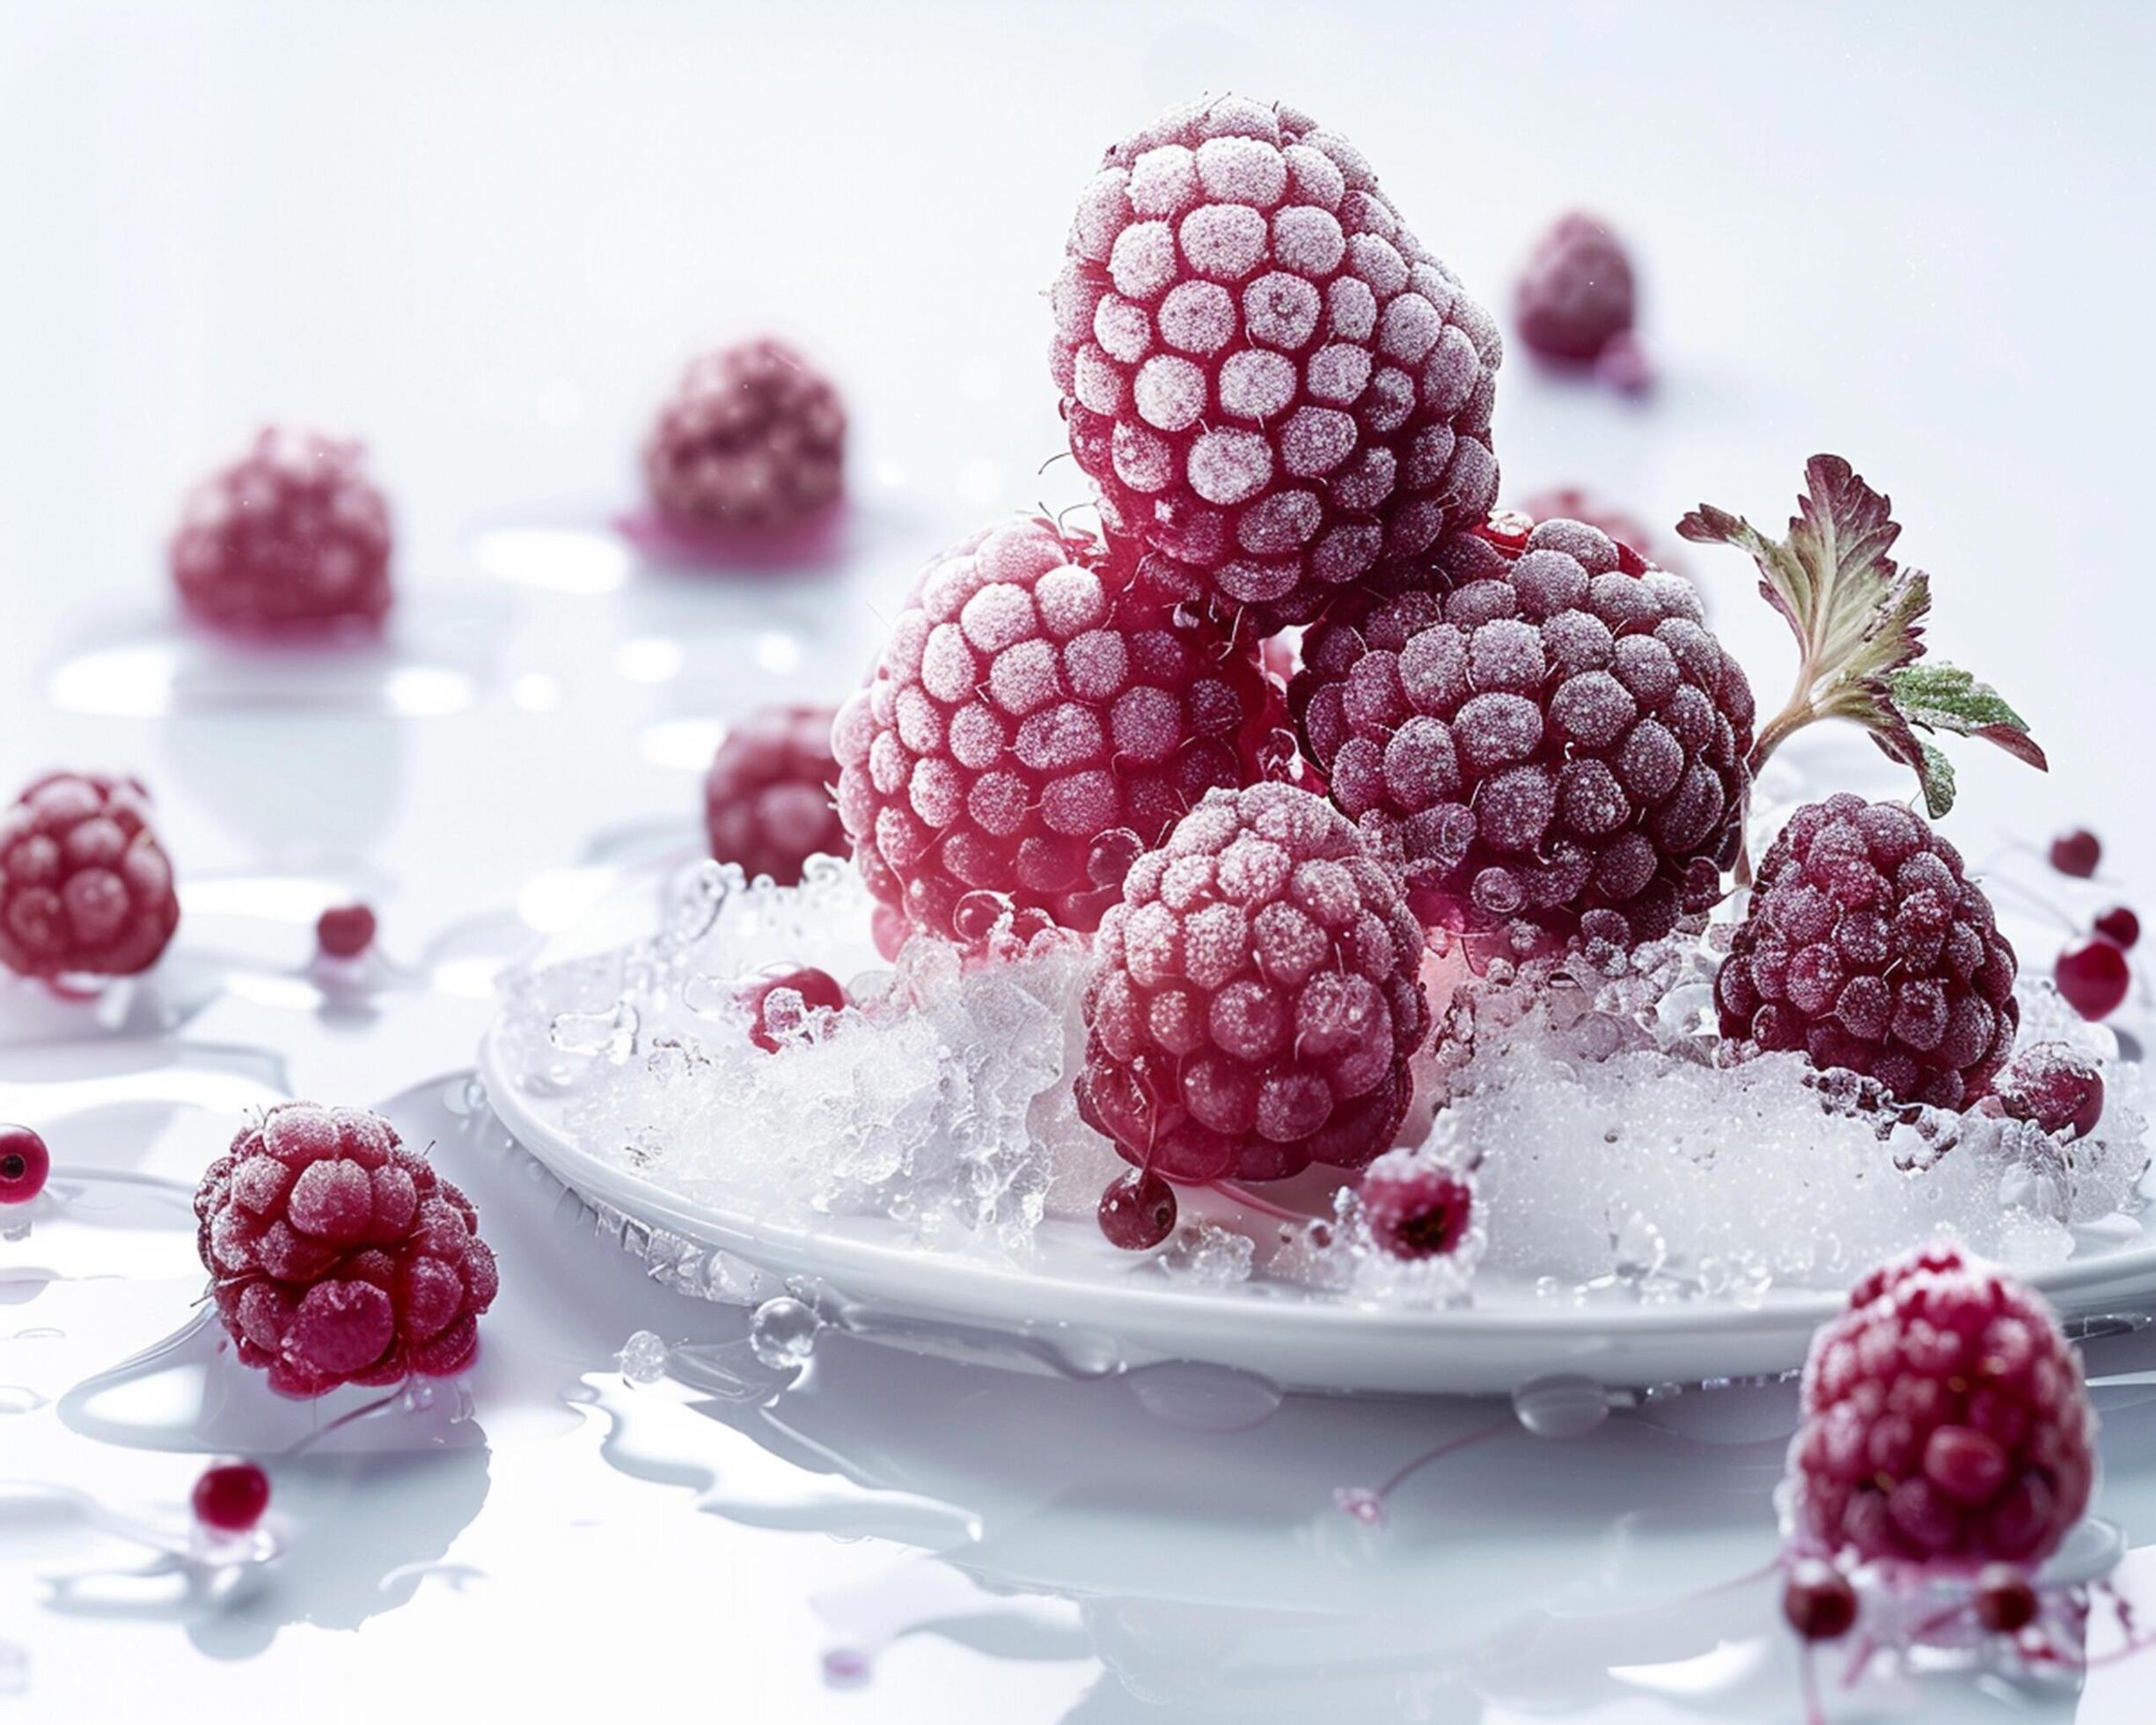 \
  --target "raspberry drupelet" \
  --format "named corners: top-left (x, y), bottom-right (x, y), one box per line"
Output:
top-left (1358, 1148), bottom-right (1473, 1260)
top-left (1789, 1244), bottom-right (2095, 1567)
top-left (169, 428), bottom-right (393, 631)
top-left (0, 772), bottom-right (180, 980)
top-left (1051, 93), bottom-right (1502, 630)
top-left (1716, 795), bottom-right (2018, 1111)
top-left (833, 518), bottom-right (1294, 943)
top-left (1077, 783), bottom-right (1430, 1199)
top-left (643, 338), bottom-right (845, 529)
top-left (1291, 513), bottom-right (1753, 946)
top-left (194, 1102), bottom-right (498, 1398)
top-left (705, 706), bottom-right (845, 885)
